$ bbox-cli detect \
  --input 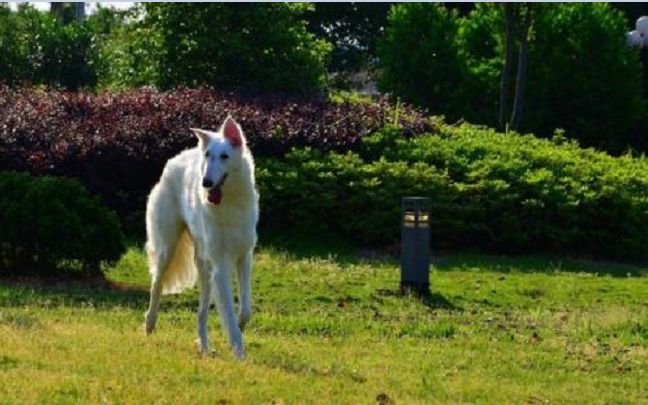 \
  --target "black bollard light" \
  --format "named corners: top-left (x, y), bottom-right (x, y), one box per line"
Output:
top-left (400, 197), bottom-right (431, 294)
